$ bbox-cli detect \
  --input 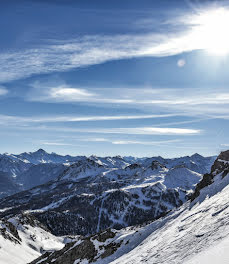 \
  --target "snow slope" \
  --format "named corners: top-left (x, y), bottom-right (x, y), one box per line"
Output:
top-left (0, 214), bottom-right (65, 264)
